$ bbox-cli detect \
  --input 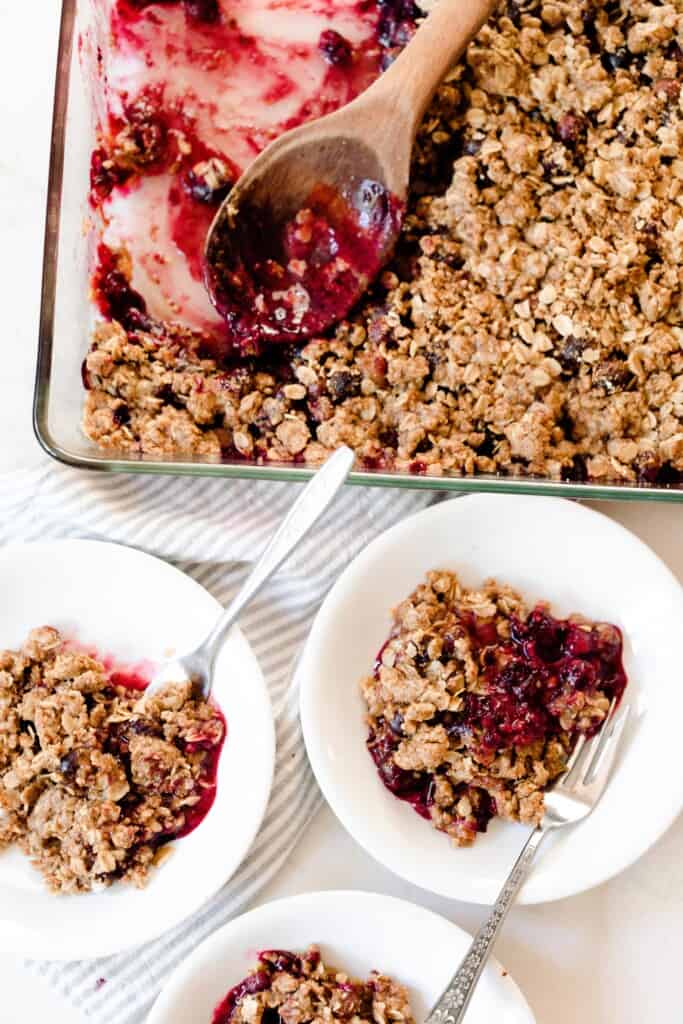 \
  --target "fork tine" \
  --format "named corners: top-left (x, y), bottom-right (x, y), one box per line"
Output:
top-left (560, 729), bottom-right (602, 789)
top-left (580, 697), bottom-right (618, 783)
top-left (558, 698), bottom-right (617, 790)
top-left (583, 702), bottom-right (631, 789)
top-left (562, 733), bottom-right (587, 777)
